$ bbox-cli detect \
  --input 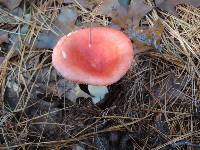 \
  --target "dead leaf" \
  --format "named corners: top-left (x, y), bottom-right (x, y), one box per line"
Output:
top-left (118, 0), bottom-right (131, 9)
top-left (72, 144), bottom-right (85, 150)
top-left (132, 40), bottom-right (152, 54)
top-left (98, 0), bottom-right (121, 15)
top-left (98, 0), bottom-right (129, 28)
top-left (128, 0), bottom-right (154, 27)
top-left (0, 31), bottom-right (8, 44)
top-left (54, 6), bottom-right (78, 34)
top-left (32, 31), bottom-right (59, 49)
top-left (156, 0), bottom-right (200, 16)
top-left (111, 7), bottom-right (130, 28)
top-left (98, 0), bottom-right (153, 28)
top-left (33, 7), bottom-right (78, 49)
top-left (57, 0), bottom-right (89, 8)
top-left (0, 7), bottom-right (23, 24)
top-left (0, 0), bottom-right (22, 10)
top-left (4, 73), bottom-right (22, 110)
top-left (128, 20), bottom-right (164, 53)
top-left (7, 13), bottom-right (30, 56)
top-left (52, 79), bottom-right (90, 103)
top-left (0, 57), bottom-right (4, 64)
